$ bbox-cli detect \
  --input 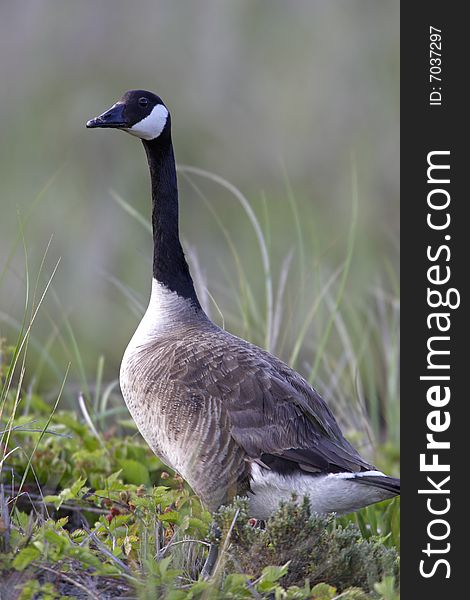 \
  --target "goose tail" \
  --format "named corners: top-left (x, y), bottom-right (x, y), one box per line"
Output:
top-left (350, 472), bottom-right (400, 495)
